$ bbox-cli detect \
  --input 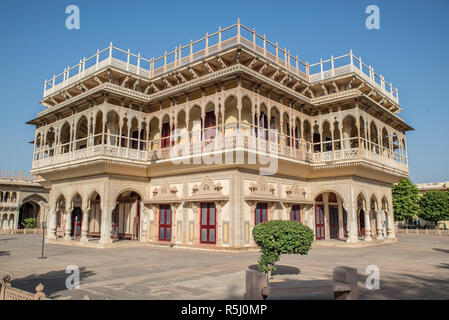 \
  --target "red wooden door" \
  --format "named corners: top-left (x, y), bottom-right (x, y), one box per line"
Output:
top-left (329, 206), bottom-right (339, 239)
top-left (315, 205), bottom-right (325, 240)
top-left (159, 205), bottom-right (172, 241)
top-left (255, 203), bottom-right (268, 225)
top-left (290, 205), bottom-right (301, 222)
top-left (200, 203), bottom-right (216, 244)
